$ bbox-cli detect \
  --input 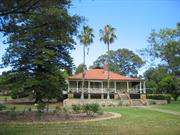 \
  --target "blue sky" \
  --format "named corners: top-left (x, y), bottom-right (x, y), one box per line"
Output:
top-left (0, 0), bottom-right (180, 75)
top-left (69, 0), bottom-right (180, 73)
